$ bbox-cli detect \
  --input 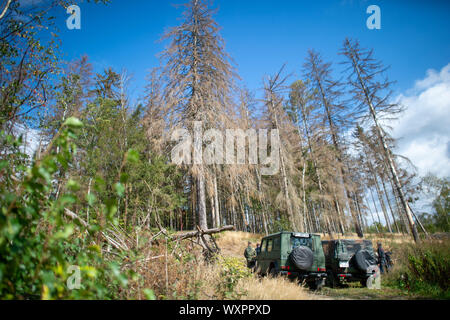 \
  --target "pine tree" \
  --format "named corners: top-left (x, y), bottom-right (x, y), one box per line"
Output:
top-left (341, 38), bottom-right (420, 242)
top-left (160, 0), bottom-right (235, 230)
top-left (304, 50), bottom-right (363, 237)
